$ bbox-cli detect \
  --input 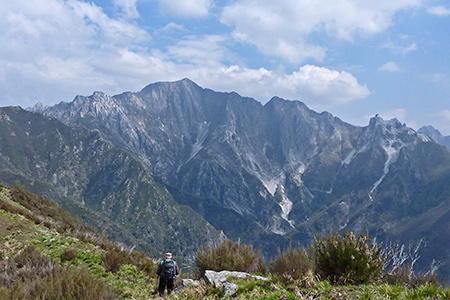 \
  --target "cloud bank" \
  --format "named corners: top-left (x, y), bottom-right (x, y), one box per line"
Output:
top-left (0, 0), bottom-right (373, 109)
top-left (221, 0), bottom-right (424, 63)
